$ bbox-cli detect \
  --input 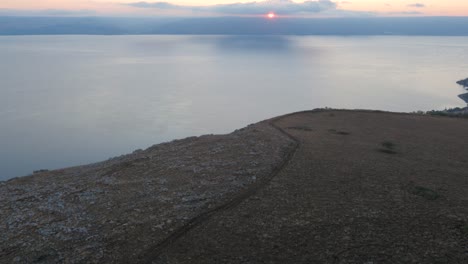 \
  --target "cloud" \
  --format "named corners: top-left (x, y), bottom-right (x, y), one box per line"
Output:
top-left (0, 9), bottom-right (97, 16)
top-left (127, 2), bottom-right (181, 10)
top-left (127, 0), bottom-right (338, 15)
top-left (407, 3), bottom-right (426, 8)
top-left (387, 11), bottom-right (423, 15)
